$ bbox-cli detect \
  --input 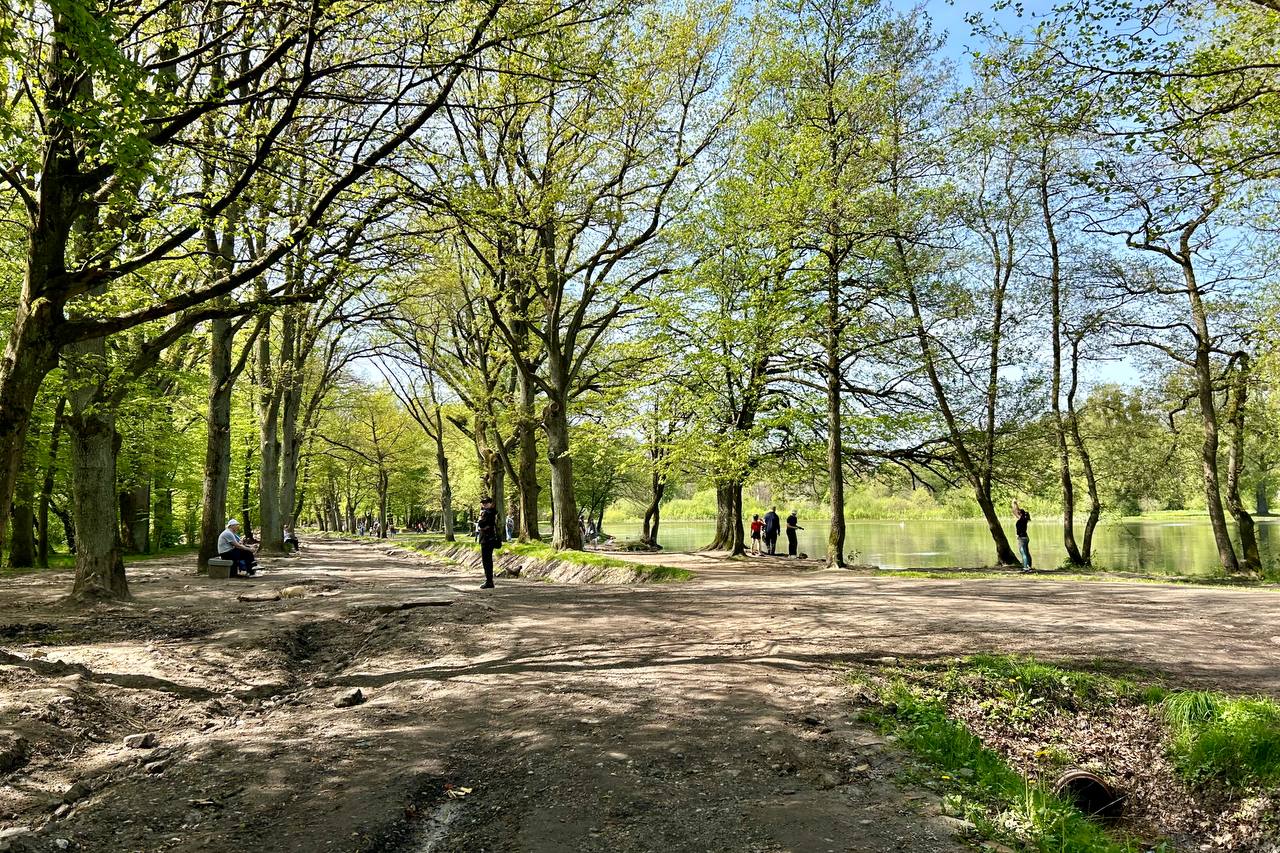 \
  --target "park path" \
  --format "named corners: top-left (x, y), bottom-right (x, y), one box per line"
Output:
top-left (2, 539), bottom-right (1279, 853)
